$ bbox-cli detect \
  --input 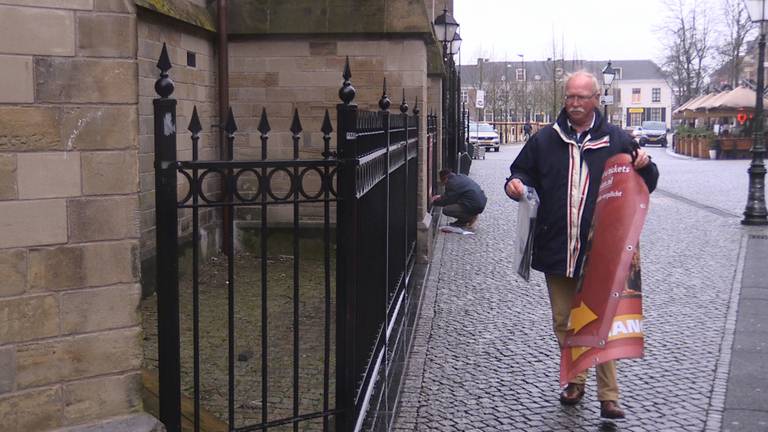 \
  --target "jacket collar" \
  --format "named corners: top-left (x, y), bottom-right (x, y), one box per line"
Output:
top-left (553, 108), bottom-right (611, 149)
